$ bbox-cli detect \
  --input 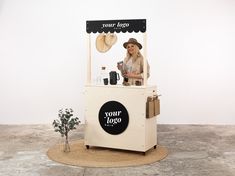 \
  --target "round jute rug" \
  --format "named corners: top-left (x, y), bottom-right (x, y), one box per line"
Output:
top-left (47, 139), bottom-right (168, 167)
